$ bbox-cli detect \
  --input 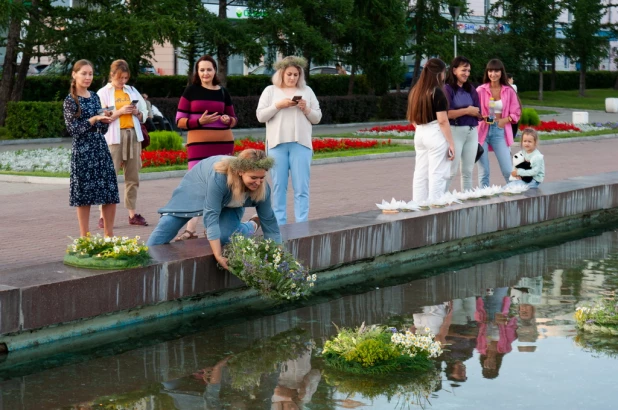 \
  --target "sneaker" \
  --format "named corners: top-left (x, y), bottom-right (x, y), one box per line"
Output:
top-left (98, 218), bottom-right (104, 229)
top-left (129, 213), bottom-right (149, 226)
